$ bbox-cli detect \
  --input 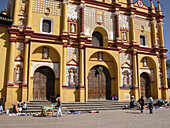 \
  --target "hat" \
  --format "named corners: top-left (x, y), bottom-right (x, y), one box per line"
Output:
top-left (58, 97), bottom-right (61, 100)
